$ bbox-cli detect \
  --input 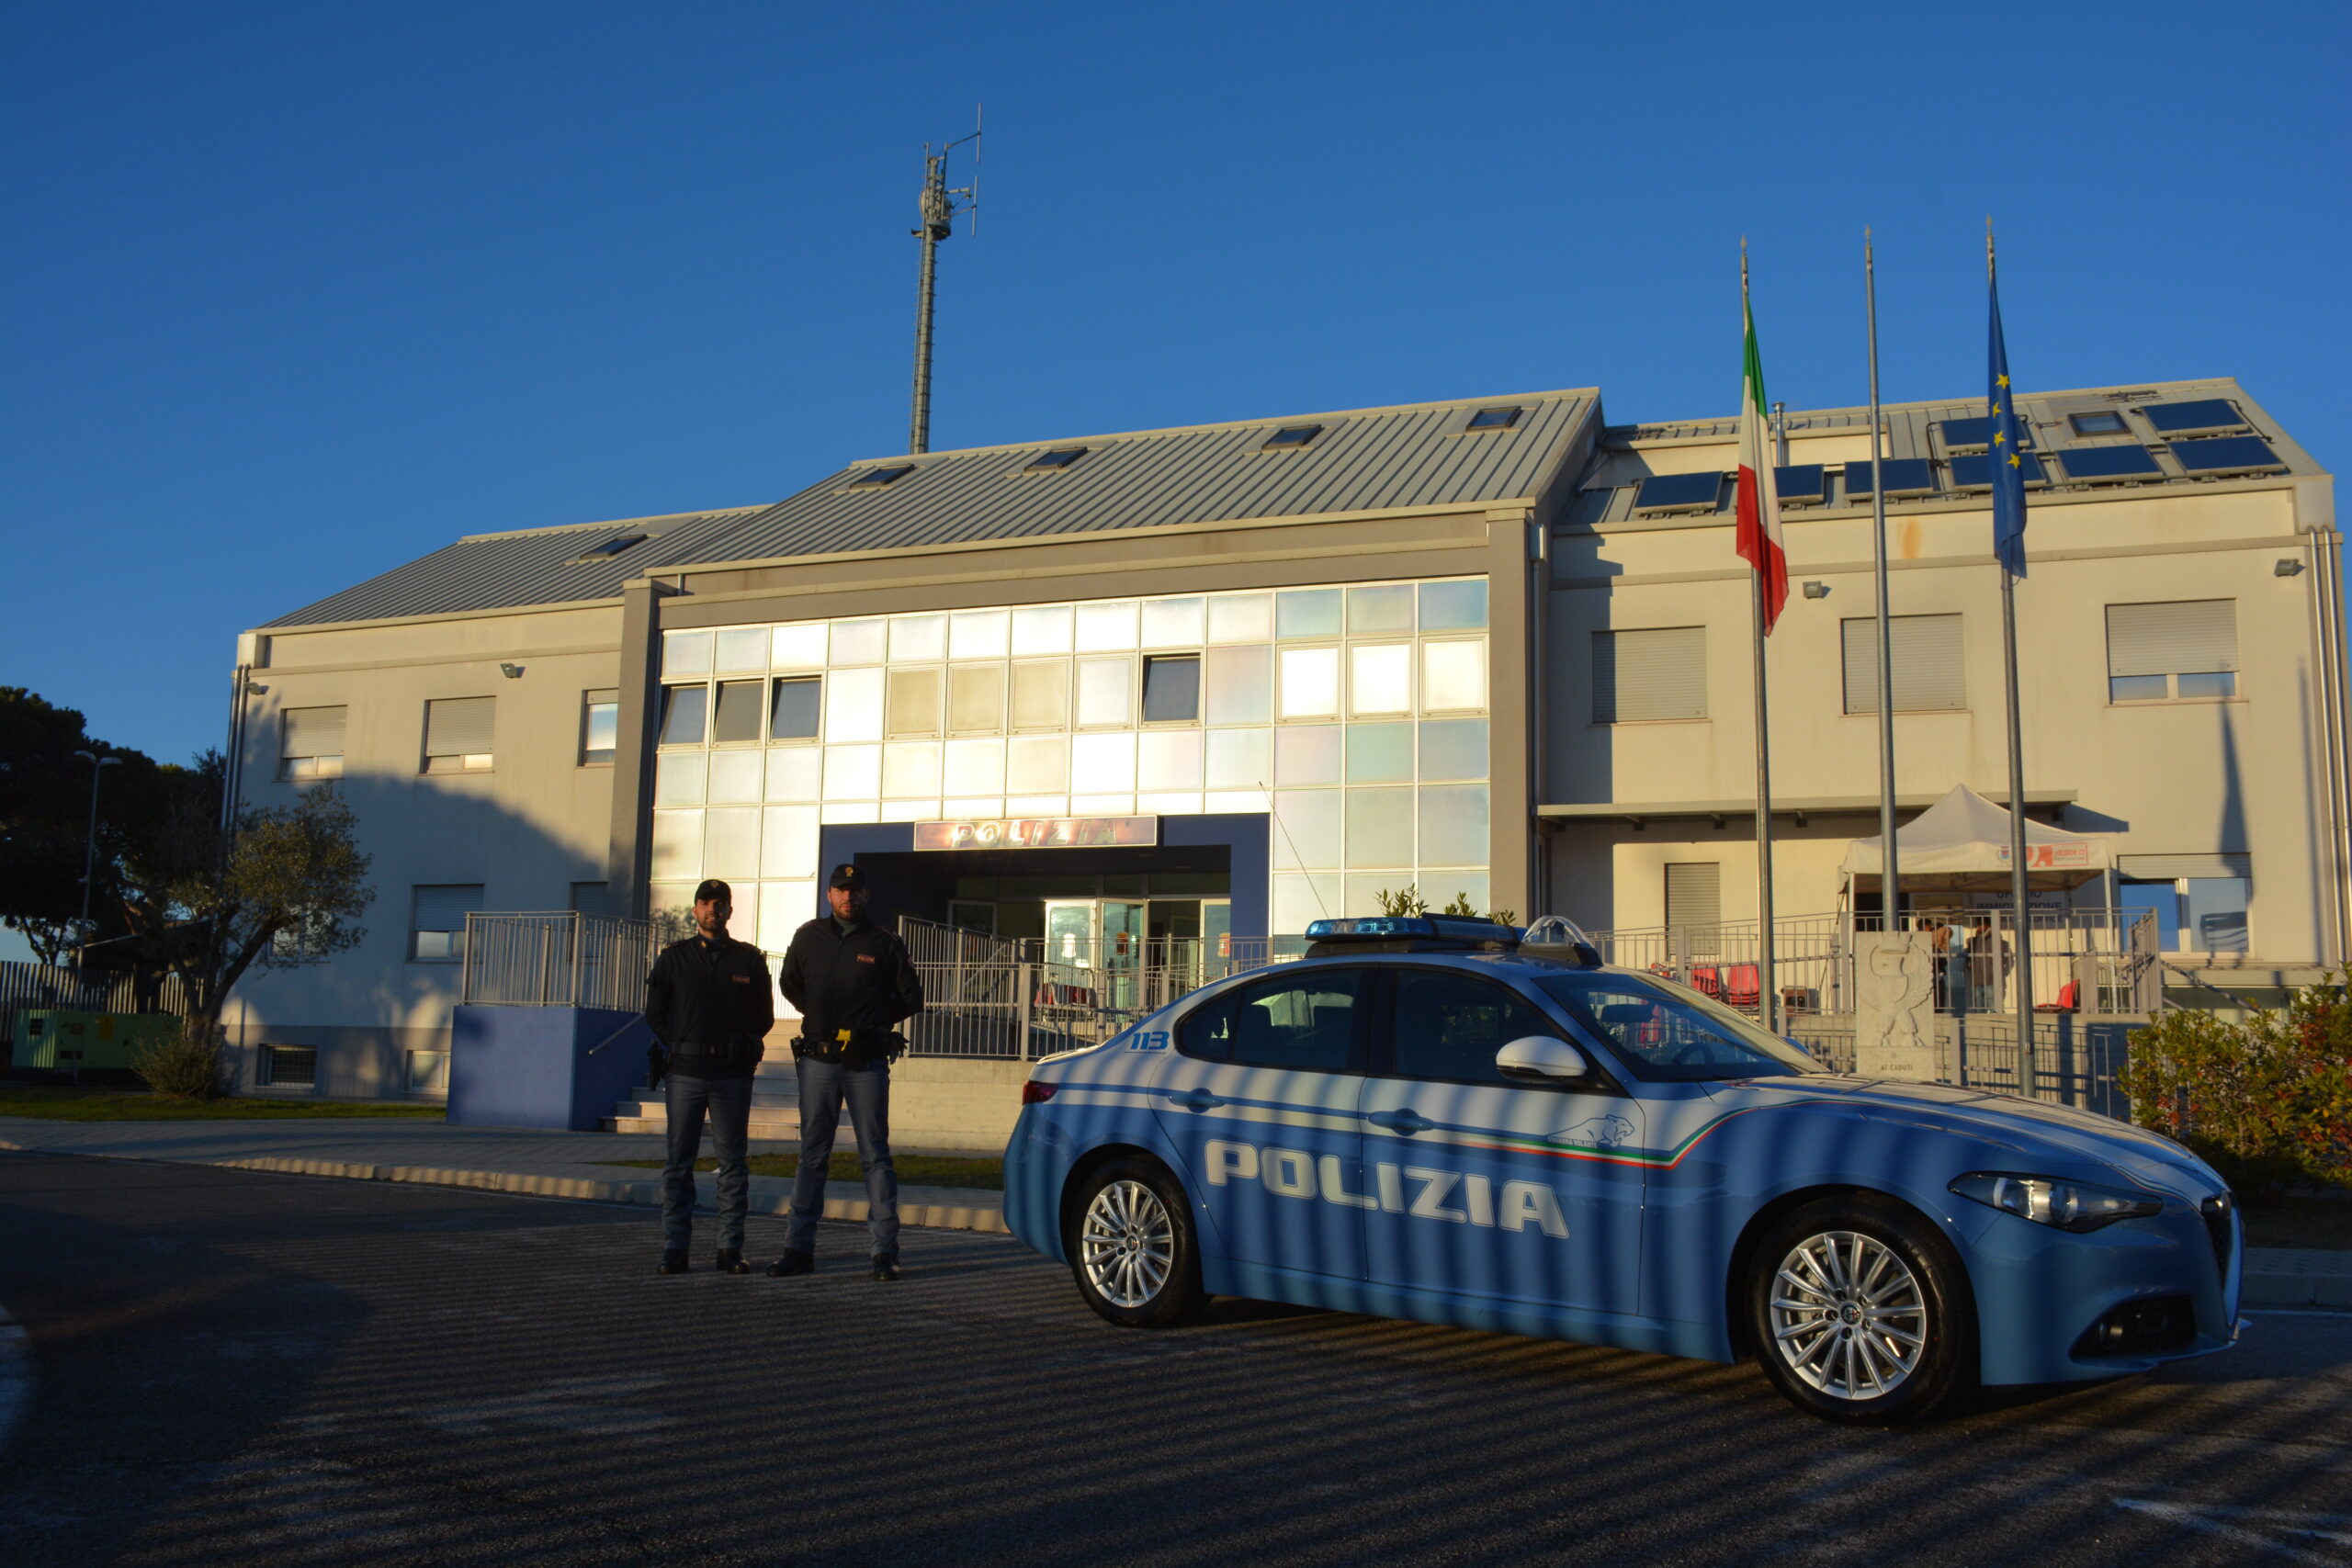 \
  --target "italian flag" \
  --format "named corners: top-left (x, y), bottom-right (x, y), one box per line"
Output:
top-left (1736, 290), bottom-right (1788, 634)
